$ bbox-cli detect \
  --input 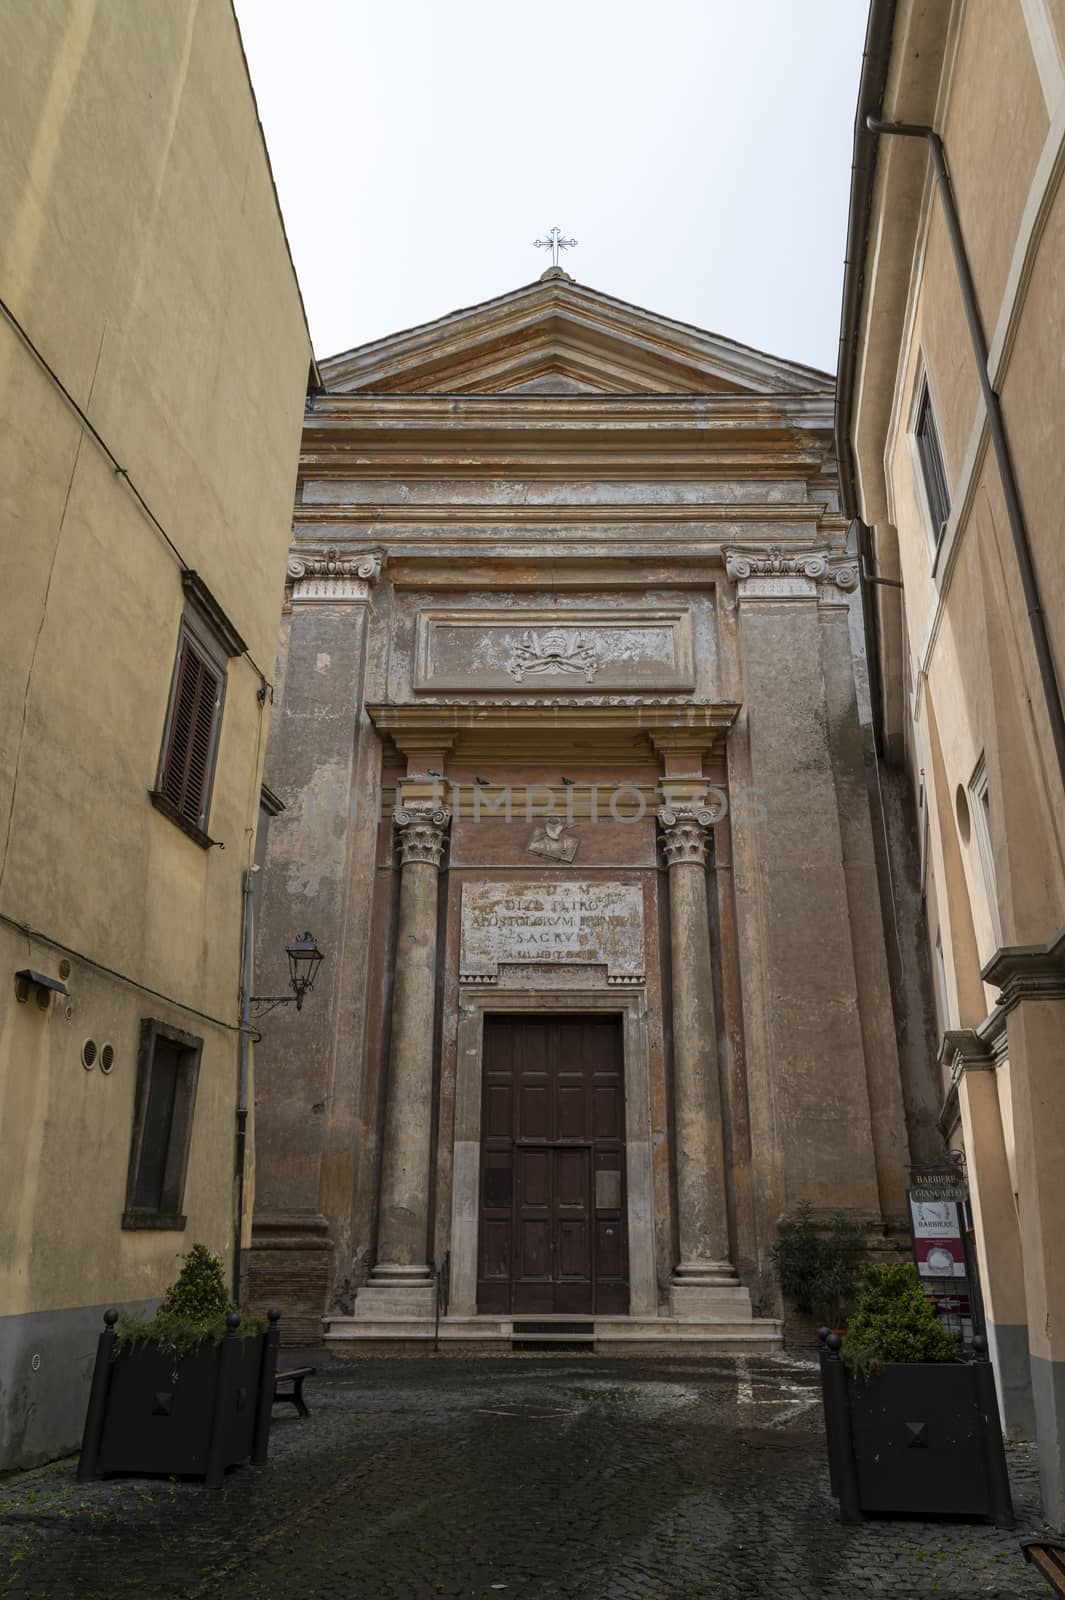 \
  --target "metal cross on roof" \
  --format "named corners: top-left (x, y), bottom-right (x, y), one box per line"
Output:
top-left (534, 226), bottom-right (577, 268)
